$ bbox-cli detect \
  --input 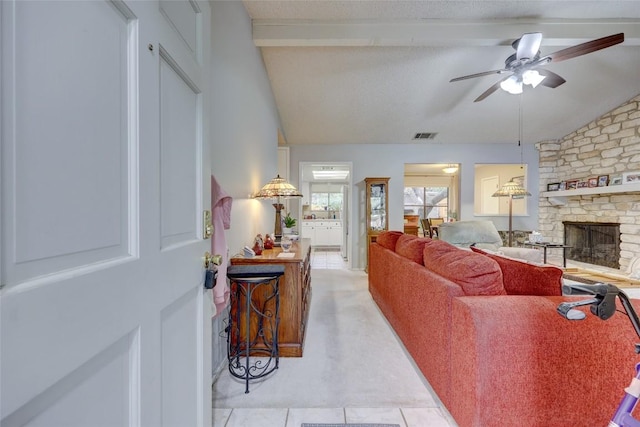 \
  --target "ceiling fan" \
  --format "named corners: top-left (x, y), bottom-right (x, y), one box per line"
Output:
top-left (450, 32), bottom-right (624, 102)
